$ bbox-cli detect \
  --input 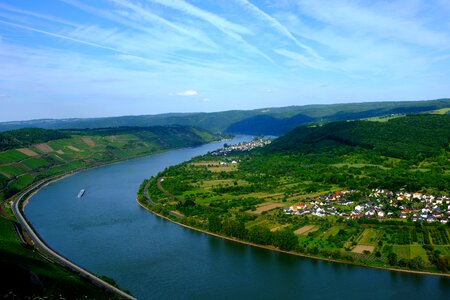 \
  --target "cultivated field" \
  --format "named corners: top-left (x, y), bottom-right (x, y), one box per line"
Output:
top-left (294, 225), bottom-right (319, 235)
